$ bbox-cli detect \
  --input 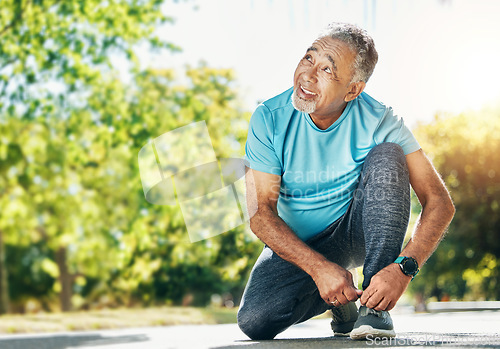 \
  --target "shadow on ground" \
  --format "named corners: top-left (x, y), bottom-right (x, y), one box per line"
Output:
top-left (213, 332), bottom-right (500, 348)
top-left (0, 333), bottom-right (148, 349)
